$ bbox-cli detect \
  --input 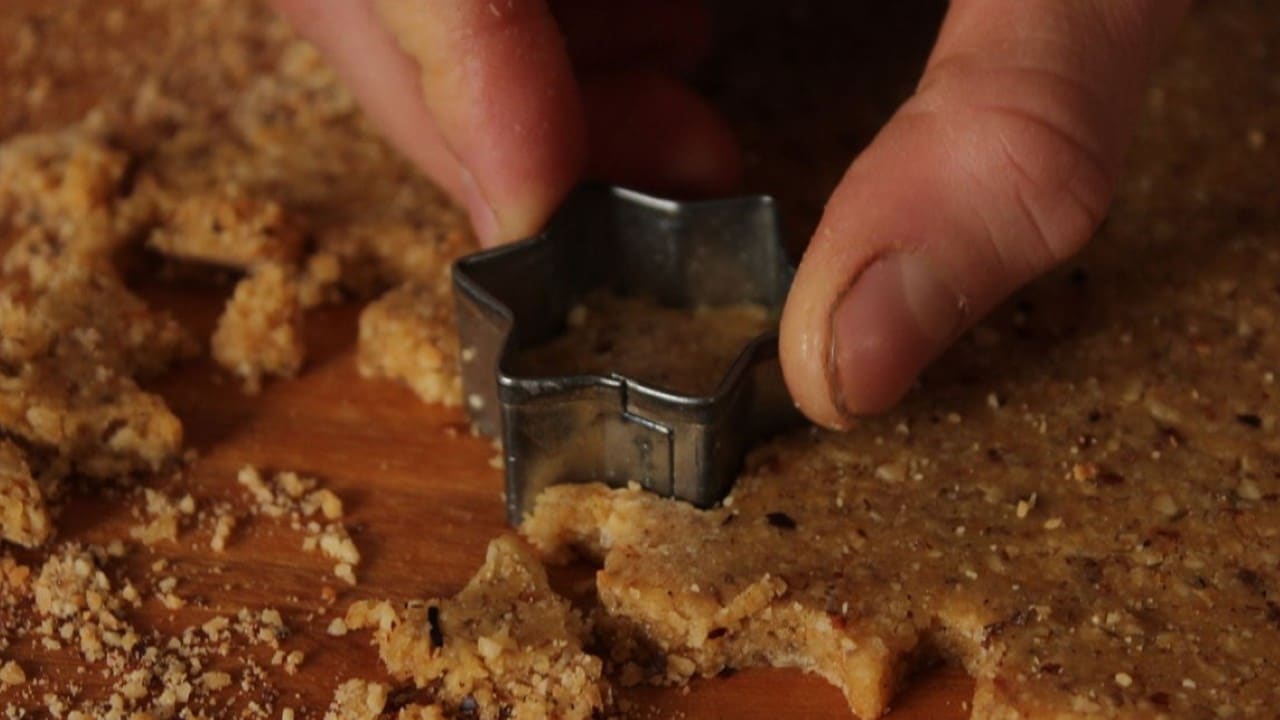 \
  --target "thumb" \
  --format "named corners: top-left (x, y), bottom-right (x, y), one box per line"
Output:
top-left (780, 0), bottom-right (1190, 428)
